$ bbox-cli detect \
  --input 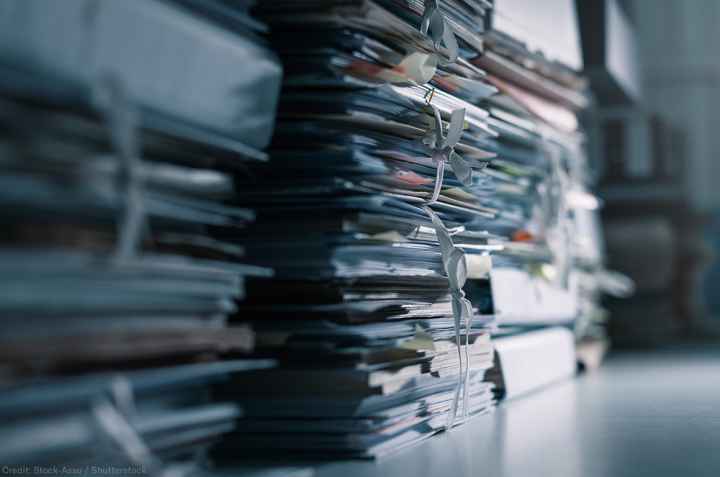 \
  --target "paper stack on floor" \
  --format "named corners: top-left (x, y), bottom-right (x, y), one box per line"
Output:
top-left (209, 0), bottom-right (500, 459)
